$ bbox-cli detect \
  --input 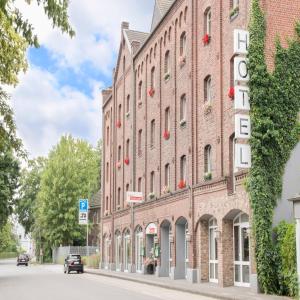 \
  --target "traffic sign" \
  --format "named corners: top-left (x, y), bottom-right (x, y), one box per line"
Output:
top-left (79, 199), bottom-right (88, 225)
